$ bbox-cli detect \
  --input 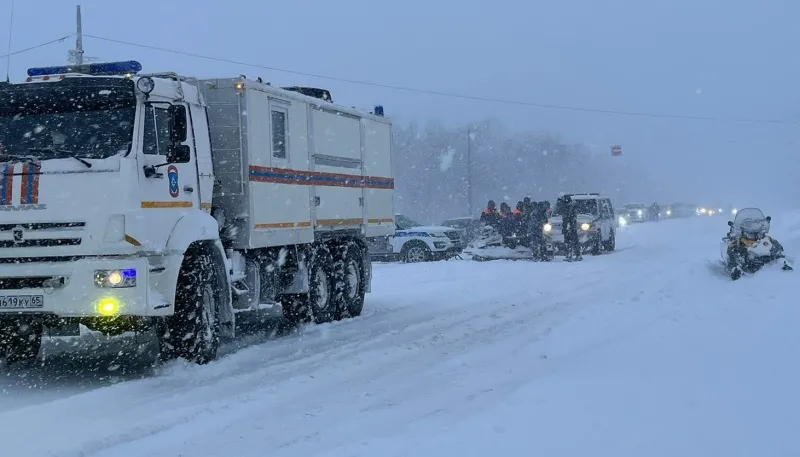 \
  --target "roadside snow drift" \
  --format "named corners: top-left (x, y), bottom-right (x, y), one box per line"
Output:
top-left (1, 212), bottom-right (799, 457)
